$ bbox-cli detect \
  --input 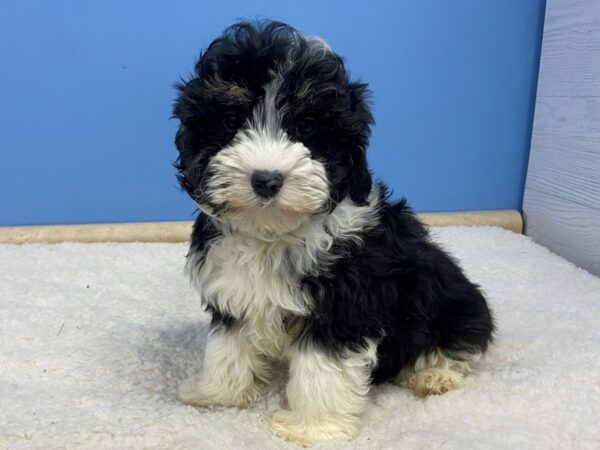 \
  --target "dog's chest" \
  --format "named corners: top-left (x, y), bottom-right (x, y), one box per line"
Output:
top-left (189, 233), bottom-right (310, 354)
